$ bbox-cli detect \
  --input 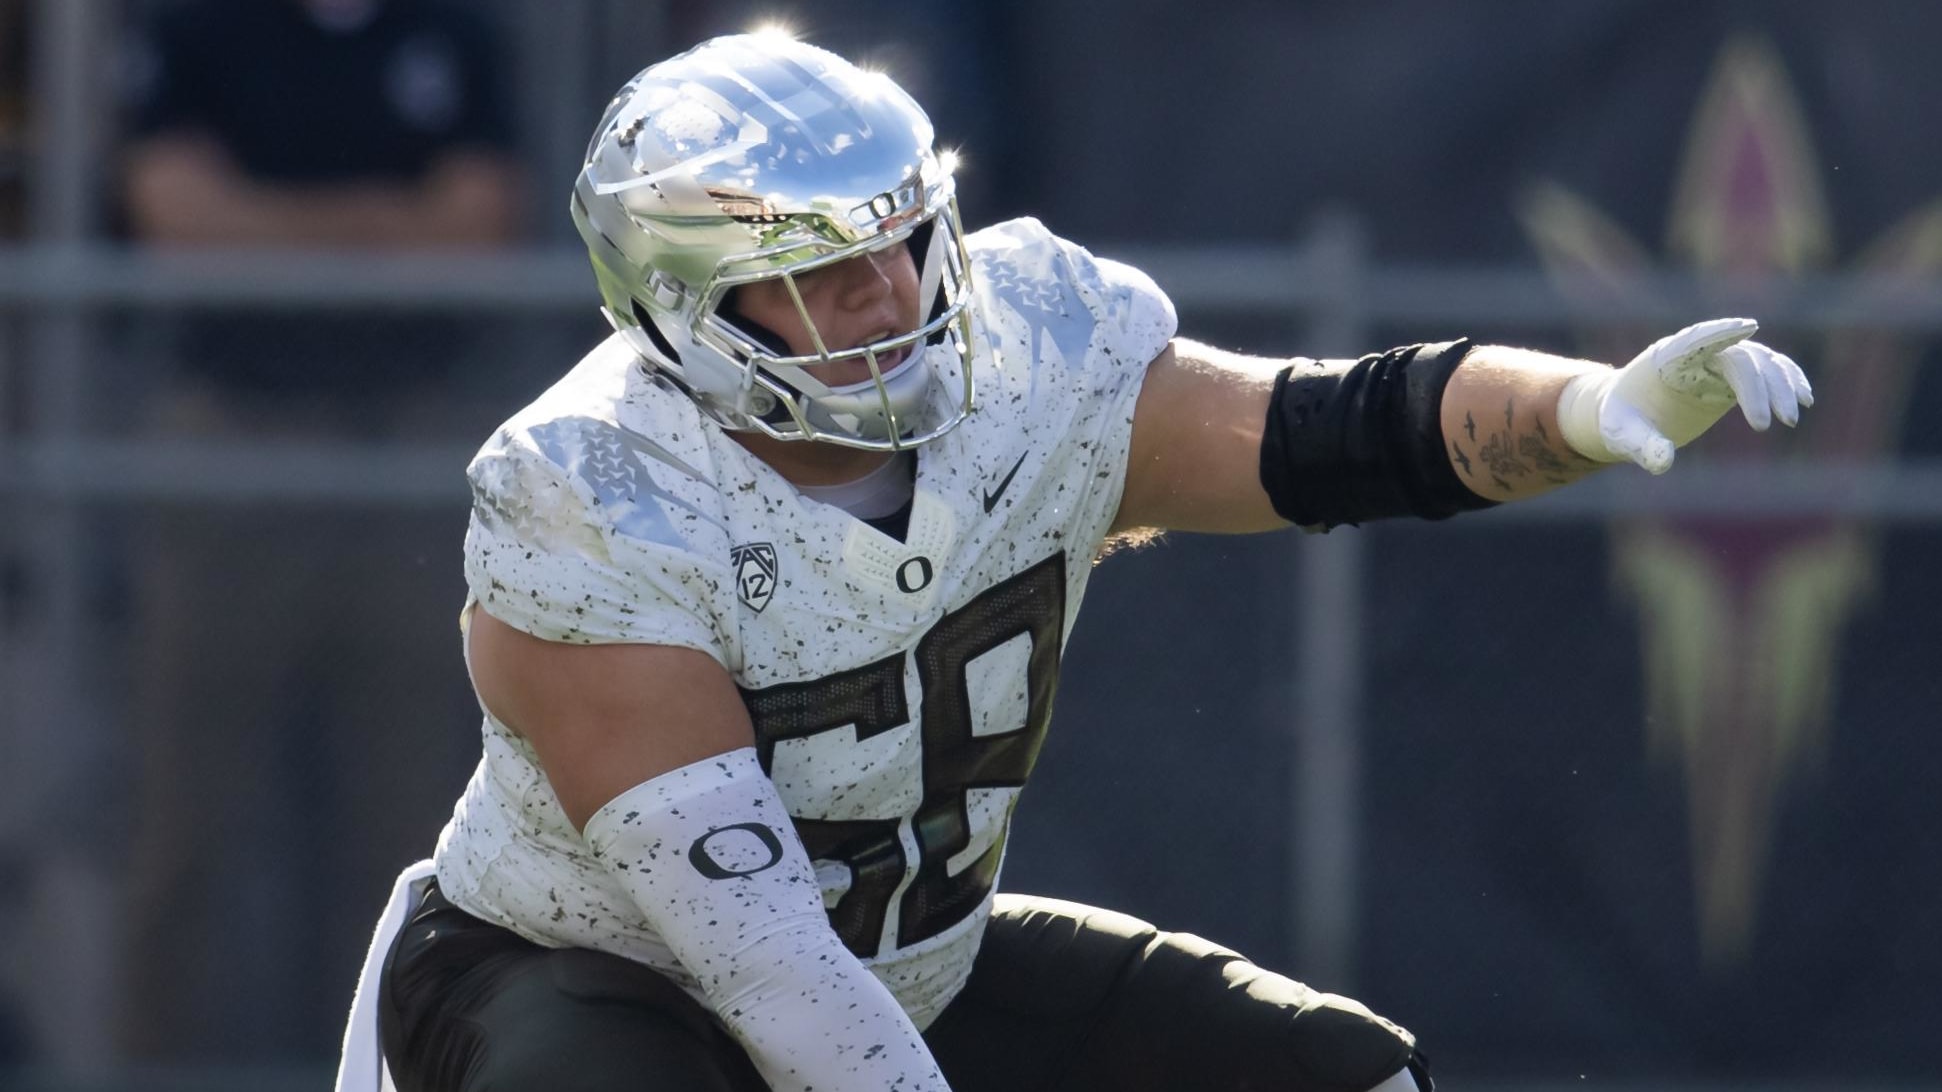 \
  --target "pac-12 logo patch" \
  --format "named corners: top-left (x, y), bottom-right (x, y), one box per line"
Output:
top-left (731, 542), bottom-right (778, 613)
